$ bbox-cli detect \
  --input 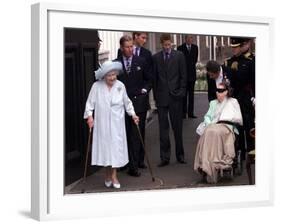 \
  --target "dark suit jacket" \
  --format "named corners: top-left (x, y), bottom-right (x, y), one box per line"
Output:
top-left (116, 55), bottom-right (152, 113)
top-left (222, 55), bottom-right (254, 99)
top-left (177, 43), bottom-right (198, 82)
top-left (207, 75), bottom-right (217, 102)
top-left (152, 50), bottom-right (187, 107)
